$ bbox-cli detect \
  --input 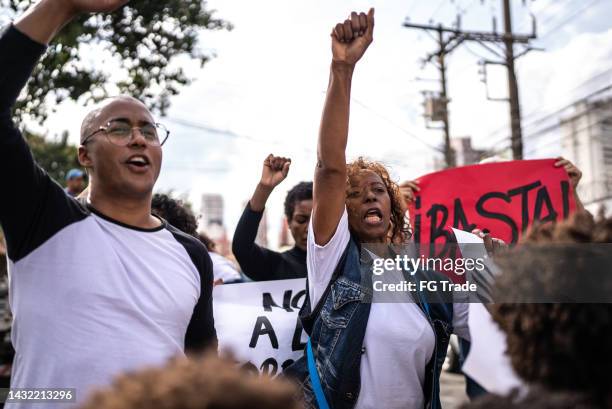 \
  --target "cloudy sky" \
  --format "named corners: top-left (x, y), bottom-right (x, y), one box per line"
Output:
top-left (34, 0), bottom-right (612, 248)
